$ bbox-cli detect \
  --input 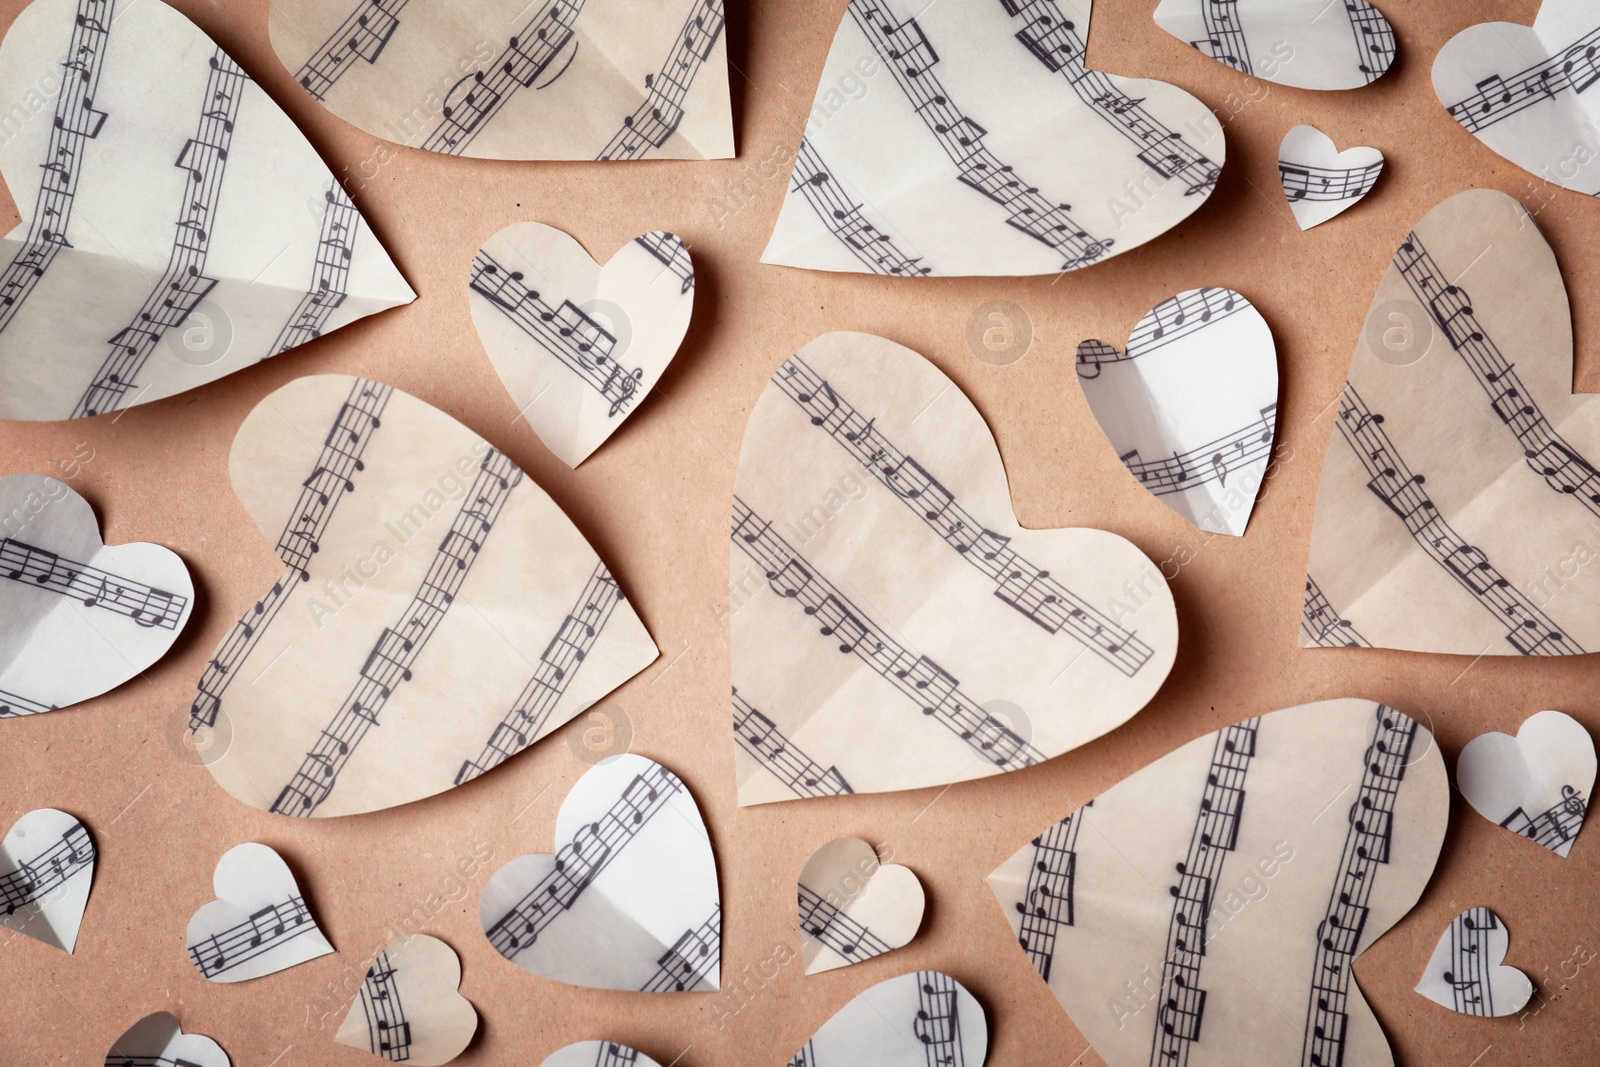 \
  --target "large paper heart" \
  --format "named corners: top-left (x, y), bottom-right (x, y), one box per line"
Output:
top-left (787, 971), bottom-right (988, 1066)
top-left (799, 836), bottom-right (924, 974)
top-left (0, 0), bottom-right (413, 422)
top-left (468, 223), bottom-right (694, 468)
top-left (0, 473), bottom-right (193, 717)
top-left (189, 375), bottom-right (658, 817)
top-left (1434, 2), bottom-right (1600, 196)
top-left (337, 934), bottom-right (478, 1066)
top-left (988, 699), bottom-right (1448, 1067)
top-left (479, 754), bottom-right (719, 992)
top-left (0, 807), bottom-right (94, 952)
top-left (105, 1013), bottom-right (230, 1067)
top-left (185, 842), bottom-right (334, 983)
top-left (1075, 288), bottom-right (1278, 536)
top-left (1458, 709), bottom-right (1595, 857)
top-left (1301, 188), bottom-right (1600, 656)
top-left (541, 1043), bottom-right (664, 1067)
top-left (761, 0), bottom-right (1223, 277)
top-left (1415, 907), bottom-right (1534, 1017)
top-left (1154, 0), bottom-right (1396, 89)
top-left (1278, 125), bottom-right (1384, 230)
top-left (731, 332), bottom-right (1177, 804)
